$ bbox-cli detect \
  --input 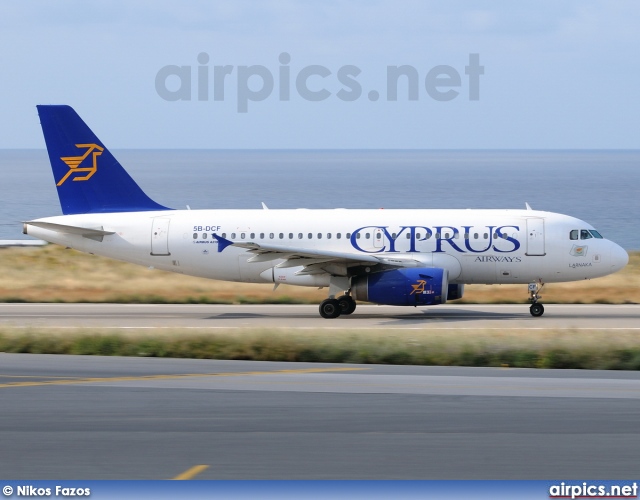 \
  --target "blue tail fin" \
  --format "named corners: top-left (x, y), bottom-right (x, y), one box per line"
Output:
top-left (37, 105), bottom-right (171, 215)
